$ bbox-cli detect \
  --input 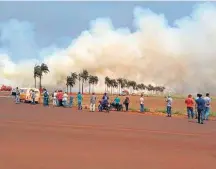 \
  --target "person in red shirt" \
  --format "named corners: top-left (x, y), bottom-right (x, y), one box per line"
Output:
top-left (56, 90), bottom-right (63, 106)
top-left (185, 94), bottom-right (195, 119)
